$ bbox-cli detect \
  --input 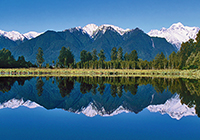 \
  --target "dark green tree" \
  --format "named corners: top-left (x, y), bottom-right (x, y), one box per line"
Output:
top-left (58, 47), bottom-right (74, 68)
top-left (129, 50), bottom-right (138, 61)
top-left (36, 47), bottom-right (44, 68)
top-left (58, 47), bottom-right (67, 67)
top-left (117, 47), bottom-right (123, 60)
top-left (98, 49), bottom-right (106, 62)
top-left (111, 47), bottom-right (117, 61)
top-left (92, 49), bottom-right (98, 61)
top-left (80, 50), bottom-right (87, 63)
top-left (124, 52), bottom-right (129, 61)
top-left (86, 52), bottom-right (92, 62)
